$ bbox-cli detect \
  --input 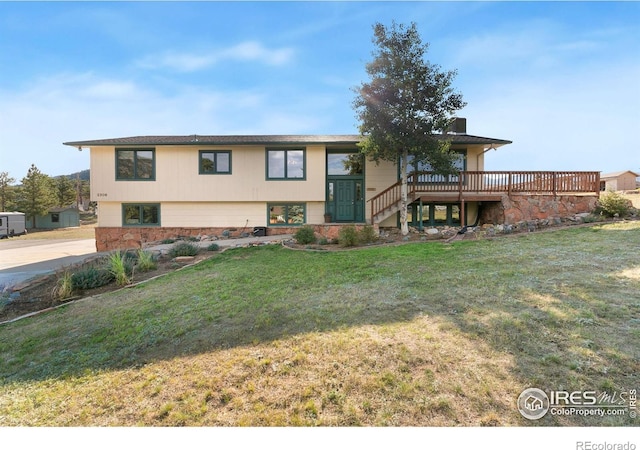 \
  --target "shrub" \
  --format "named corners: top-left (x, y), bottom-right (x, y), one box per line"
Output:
top-left (169, 242), bottom-right (200, 258)
top-left (294, 225), bottom-right (317, 245)
top-left (71, 267), bottom-right (115, 290)
top-left (161, 238), bottom-right (176, 244)
top-left (338, 225), bottom-right (359, 247)
top-left (107, 251), bottom-right (132, 286)
top-left (596, 191), bottom-right (632, 217)
top-left (52, 270), bottom-right (74, 300)
top-left (358, 225), bottom-right (378, 244)
top-left (136, 249), bottom-right (158, 272)
top-left (207, 243), bottom-right (220, 252)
